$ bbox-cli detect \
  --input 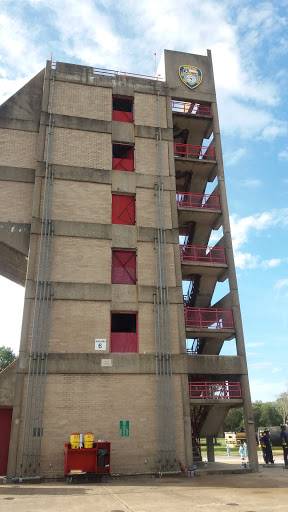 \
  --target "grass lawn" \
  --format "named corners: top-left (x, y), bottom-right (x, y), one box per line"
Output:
top-left (200, 438), bottom-right (283, 456)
